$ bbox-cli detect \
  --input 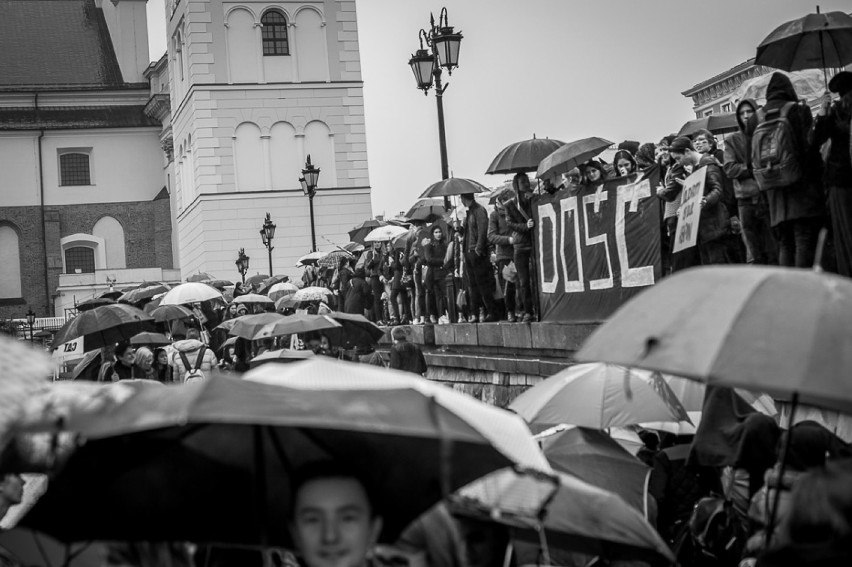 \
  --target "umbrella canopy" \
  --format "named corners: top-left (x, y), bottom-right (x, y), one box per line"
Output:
top-left (240, 313), bottom-right (341, 341)
top-left (486, 136), bottom-right (565, 175)
top-left (343, 242), bottom-right (365, 254)
top-left (118, 285), bottom-right (170, 305)
top-left (677, 113), bottom-right (739, 137)
top-left (232, 293), bottom-right (274, 306)
top-left (317, 249), bottom-right (354, 268)
top-left (419, 178), bottom-right (489, 198)
top-left (536, 137), bottom-right (612, 179)
top-left (186, 272), bottom-right (215, 283)
top-left (70, 350), bottom-right (102, 381)
top-left (406, 198), bottom-right (447, 222)
top-left (363, 225), bottom-right (409, 243)
top-left (542, 427), bottom-right (650, 515)
top-left (268, 282), bottom-right (300, 303)
top-left (249, 348), bottom-right (315, 367)
top-left (508, 363), bottom-right (690, 431)
top-left (75, 297), bottom-right (116, 312)
top-left (222, 313), bottom-right (285, 338)
top-left (348, 219), bottom-right (386, 244)
top-left (296, 251), bottom-right (326, 267)
top-left (324, 313), bottom-right (385, 349)
top-left (160, 283), bottom-right (223, 306)
top-left (129, 332), bottom-right (171, 347)
top-left (274, 296), bottom-right (299, 311)
top-left (244, 274), bottom-right (270, 288)
top-left (292, 286), bottom-right (334, 302)
top-left (735, 69), bottom-right (827, 106)
top-left (96, 290), bottom-right (124, 301)
top-left (205, 279), bottom-right (234, 291)
top-left (454, 468), bottom-right (673, 564)
top-left (23, 363), bottom-right (549, 546)
top-left (143, 295), bottom-right (165, 314)
top-left (52, 304), bottom-right (155, 352)
top-left (255, 276), bottom-right (288, 295)
top-left (576, 266), bottom-right (852, 414)
top-left (149, 304), bottom-right (194, 324)
top-left (755, 10), bottom-right (852, 72)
